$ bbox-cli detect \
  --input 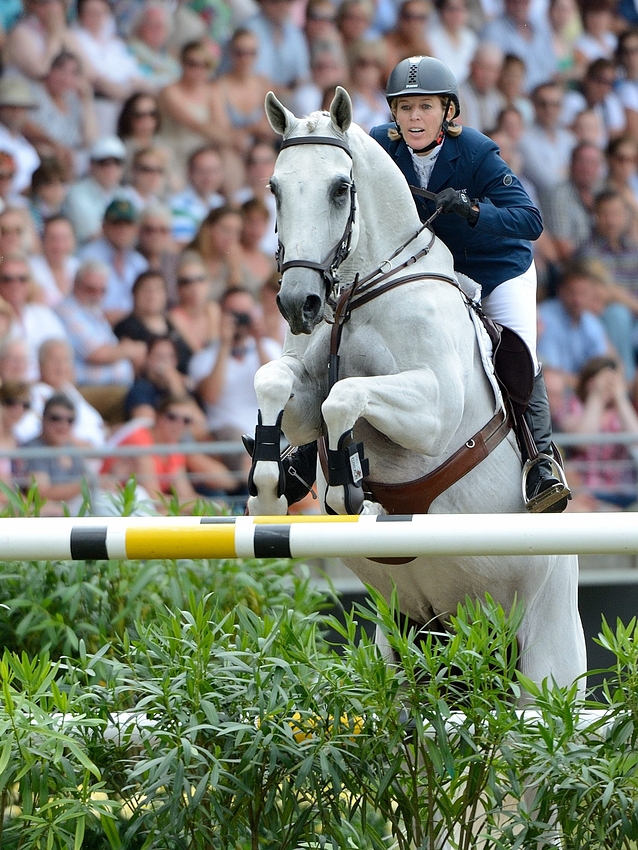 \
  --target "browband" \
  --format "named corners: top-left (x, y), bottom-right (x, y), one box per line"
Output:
top-left (280, 135), bottom-right (353, 158)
